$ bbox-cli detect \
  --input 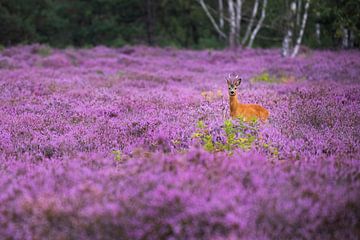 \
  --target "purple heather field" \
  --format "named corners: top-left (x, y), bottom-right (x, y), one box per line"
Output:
top-left (0, 44), bottom-right (360, 239)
